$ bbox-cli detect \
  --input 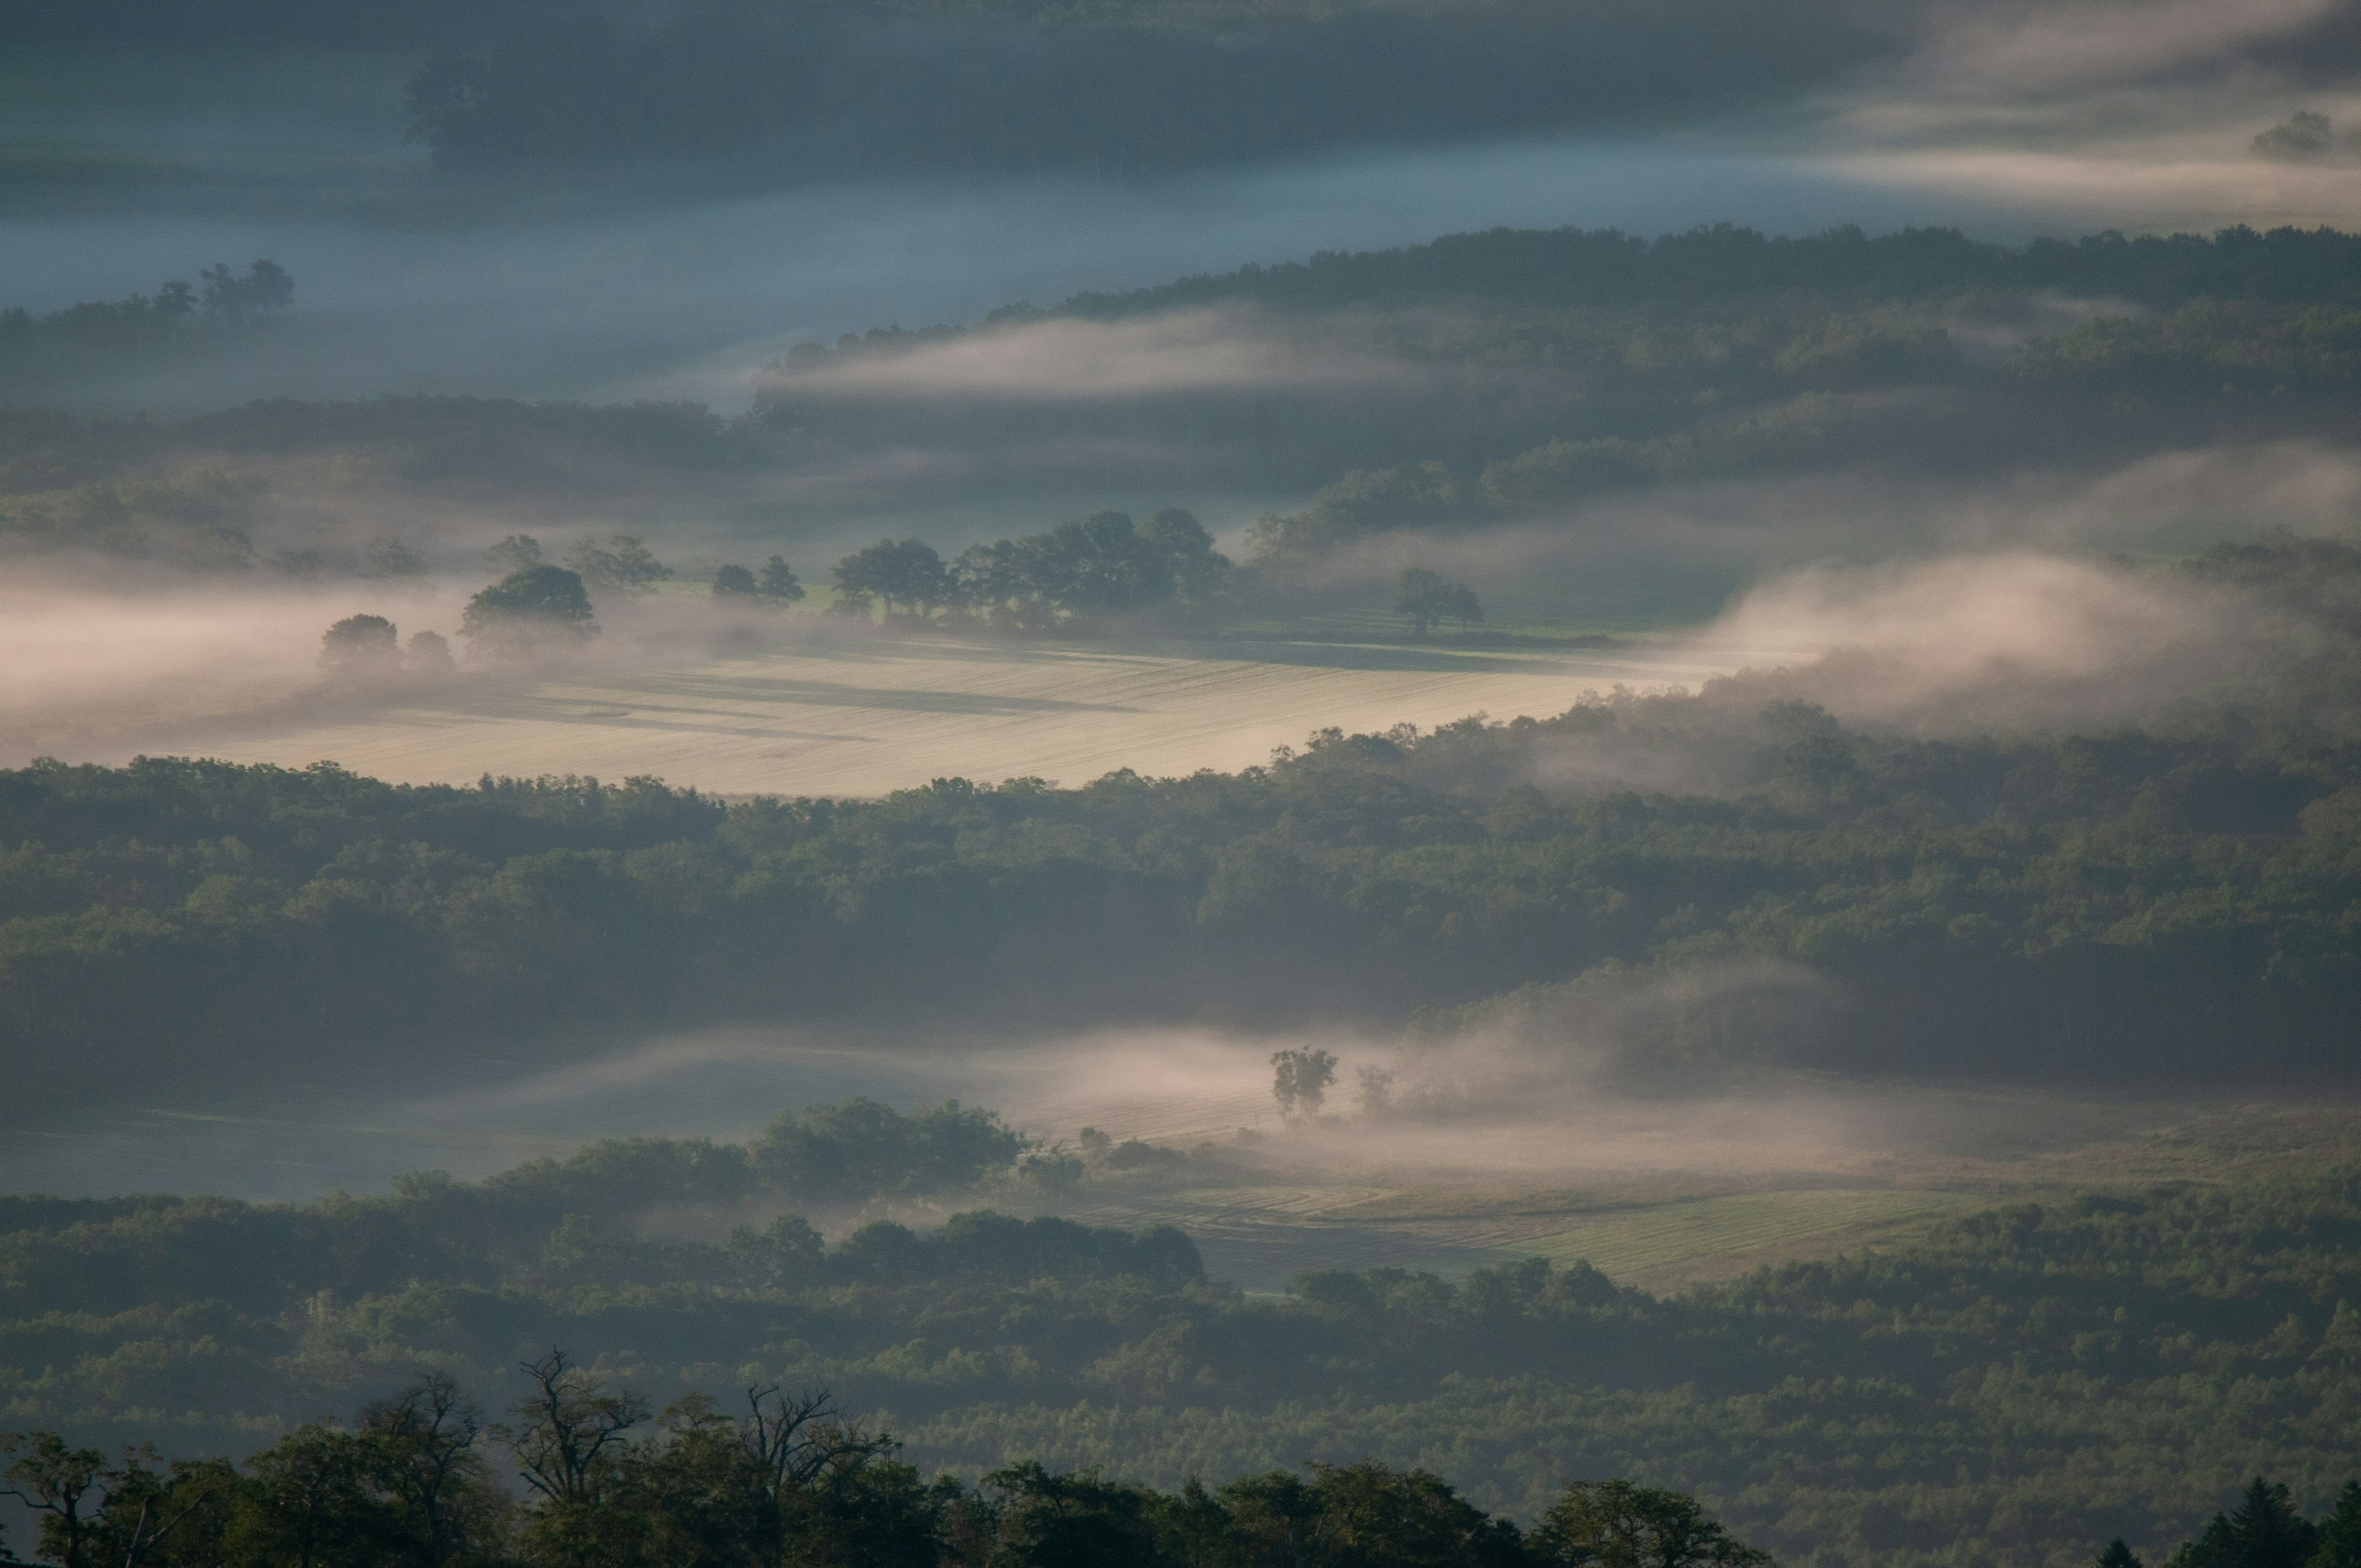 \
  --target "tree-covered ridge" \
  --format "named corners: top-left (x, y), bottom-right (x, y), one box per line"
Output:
top-left (1055, 224), bottom-right (2361, 319)
top-left (7, 547), bottom-right (2361, 1121)
top-left (0, 264), bottom-right (294, 391)
top-left (7, 1146), bottom-right (2361, 1566)
top-left (15, 221), bottom-right (2361, 577)
top-left (0, 398), bottom-right (762, 572)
